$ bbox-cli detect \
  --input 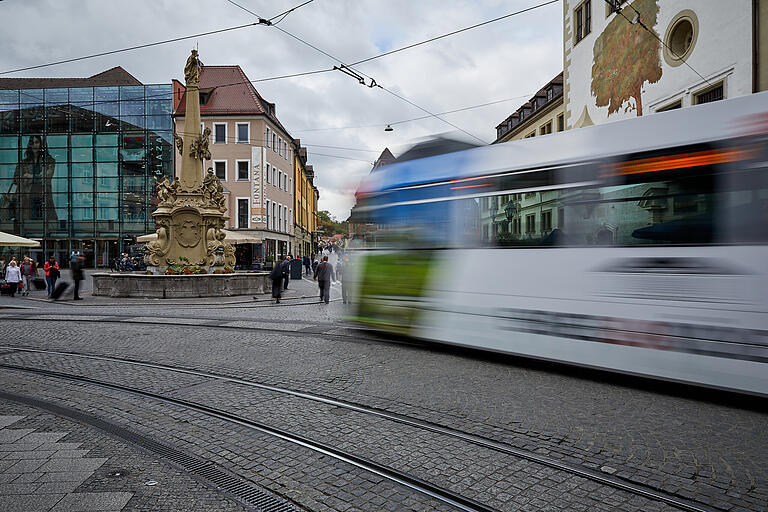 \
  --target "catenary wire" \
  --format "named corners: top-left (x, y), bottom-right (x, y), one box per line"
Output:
top-left (223, 1), bottom-right (490, 144)
top-left (5, 1), bottom-right (552, 136)
top-left (294, 93), bottom-right (537, 132)
top-left (349, 0), bottom-right (560, 67)
top-left (0, 23), bottom-right (261, 76)
top-left (269, 0), bottom-right (314, 24)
